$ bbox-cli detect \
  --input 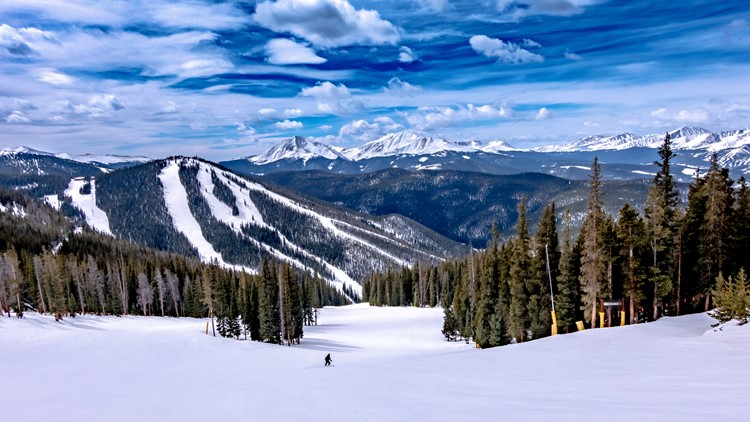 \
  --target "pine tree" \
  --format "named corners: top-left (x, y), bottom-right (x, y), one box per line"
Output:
top-left (616, 203), bottom-right (646, 324)
top-left (530, 203), bottom-right (557, 339)
top-left (644, 133), bottom-right (678, 319)
top-left (580, 157), bottom-right (606, 328)
top-left (509, 196), bottom-right (531, 341)
top-left (697, 154), bottom-right (734, 310)
top-left (556, 210), bottom-right (580, 332)
top-left (442, 306), bottom-right (459, 341)
top-left (712, 268), bottom-right (750, 324)
top-left (259, 258), bottom-right (281, 344)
